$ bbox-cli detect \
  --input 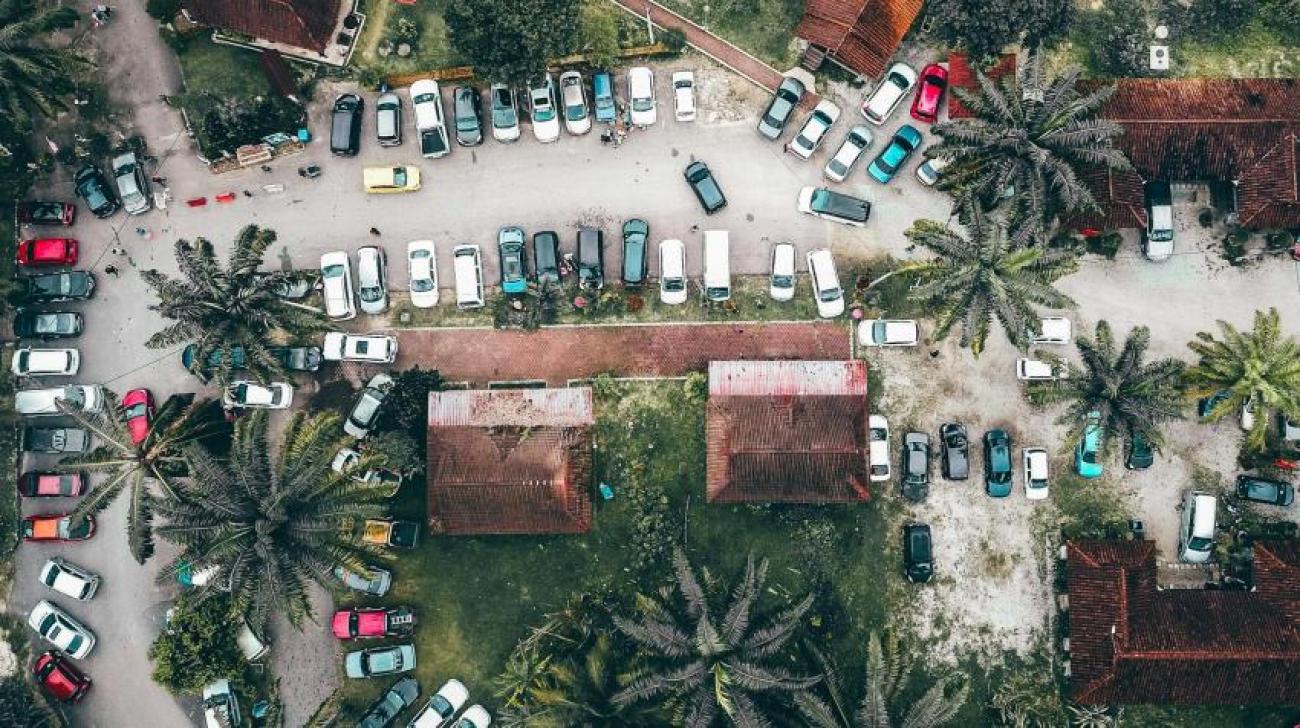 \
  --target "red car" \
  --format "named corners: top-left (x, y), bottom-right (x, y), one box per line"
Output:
top-left (122, 388), bottom-right (155, 445)
top-left (331, 606), bottom-right (415, 639)
top-left (910, 63), bottom-right (949, 123)
top-left (19, 472), bottom-right (85, 498)
top-left (33, 651), bottom-right (91, 703)
top-left (17, 201), bottom-right (76, 227)
top-left (16, 238), bottom-right (78, 267)
top-left (22, 513), bottom-right (96, 542)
